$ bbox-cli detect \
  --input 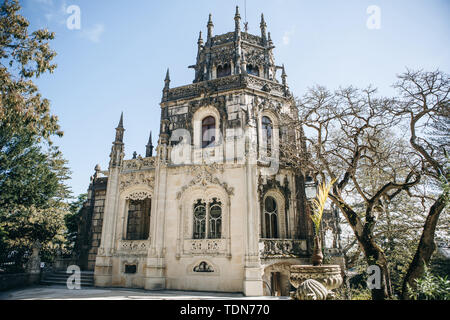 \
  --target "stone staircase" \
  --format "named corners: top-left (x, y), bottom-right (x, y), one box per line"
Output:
top-left (40, 270), bottom-right (95, 287)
